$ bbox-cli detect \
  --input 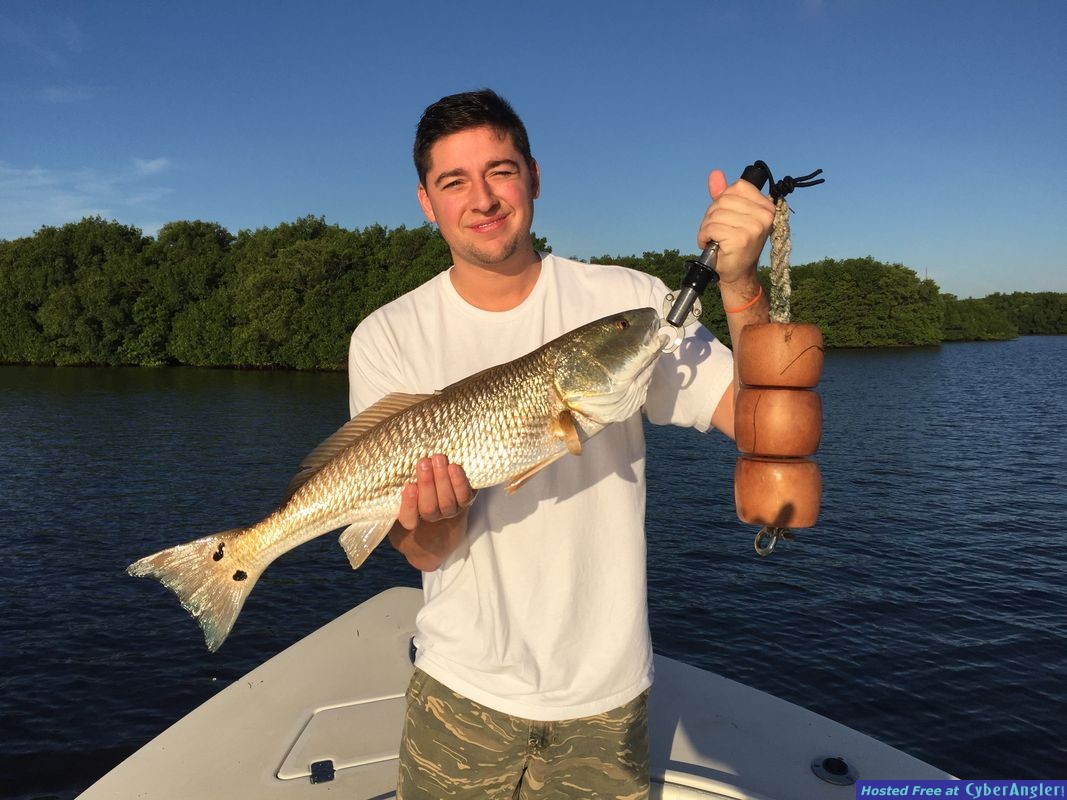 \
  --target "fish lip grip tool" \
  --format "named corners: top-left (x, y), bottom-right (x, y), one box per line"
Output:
top-left (663, 162), bottom-right (771, 329)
